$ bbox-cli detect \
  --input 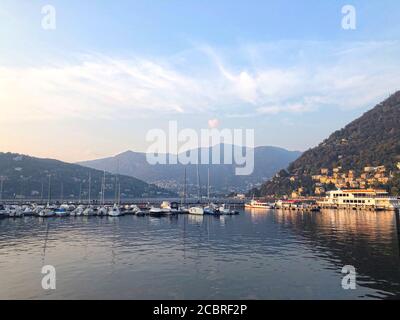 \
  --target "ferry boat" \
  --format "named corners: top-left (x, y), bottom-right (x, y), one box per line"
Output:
top-left (245, 199), bottom-right (274, 209)
top-left (318, 189), bottom-right (400, 211)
